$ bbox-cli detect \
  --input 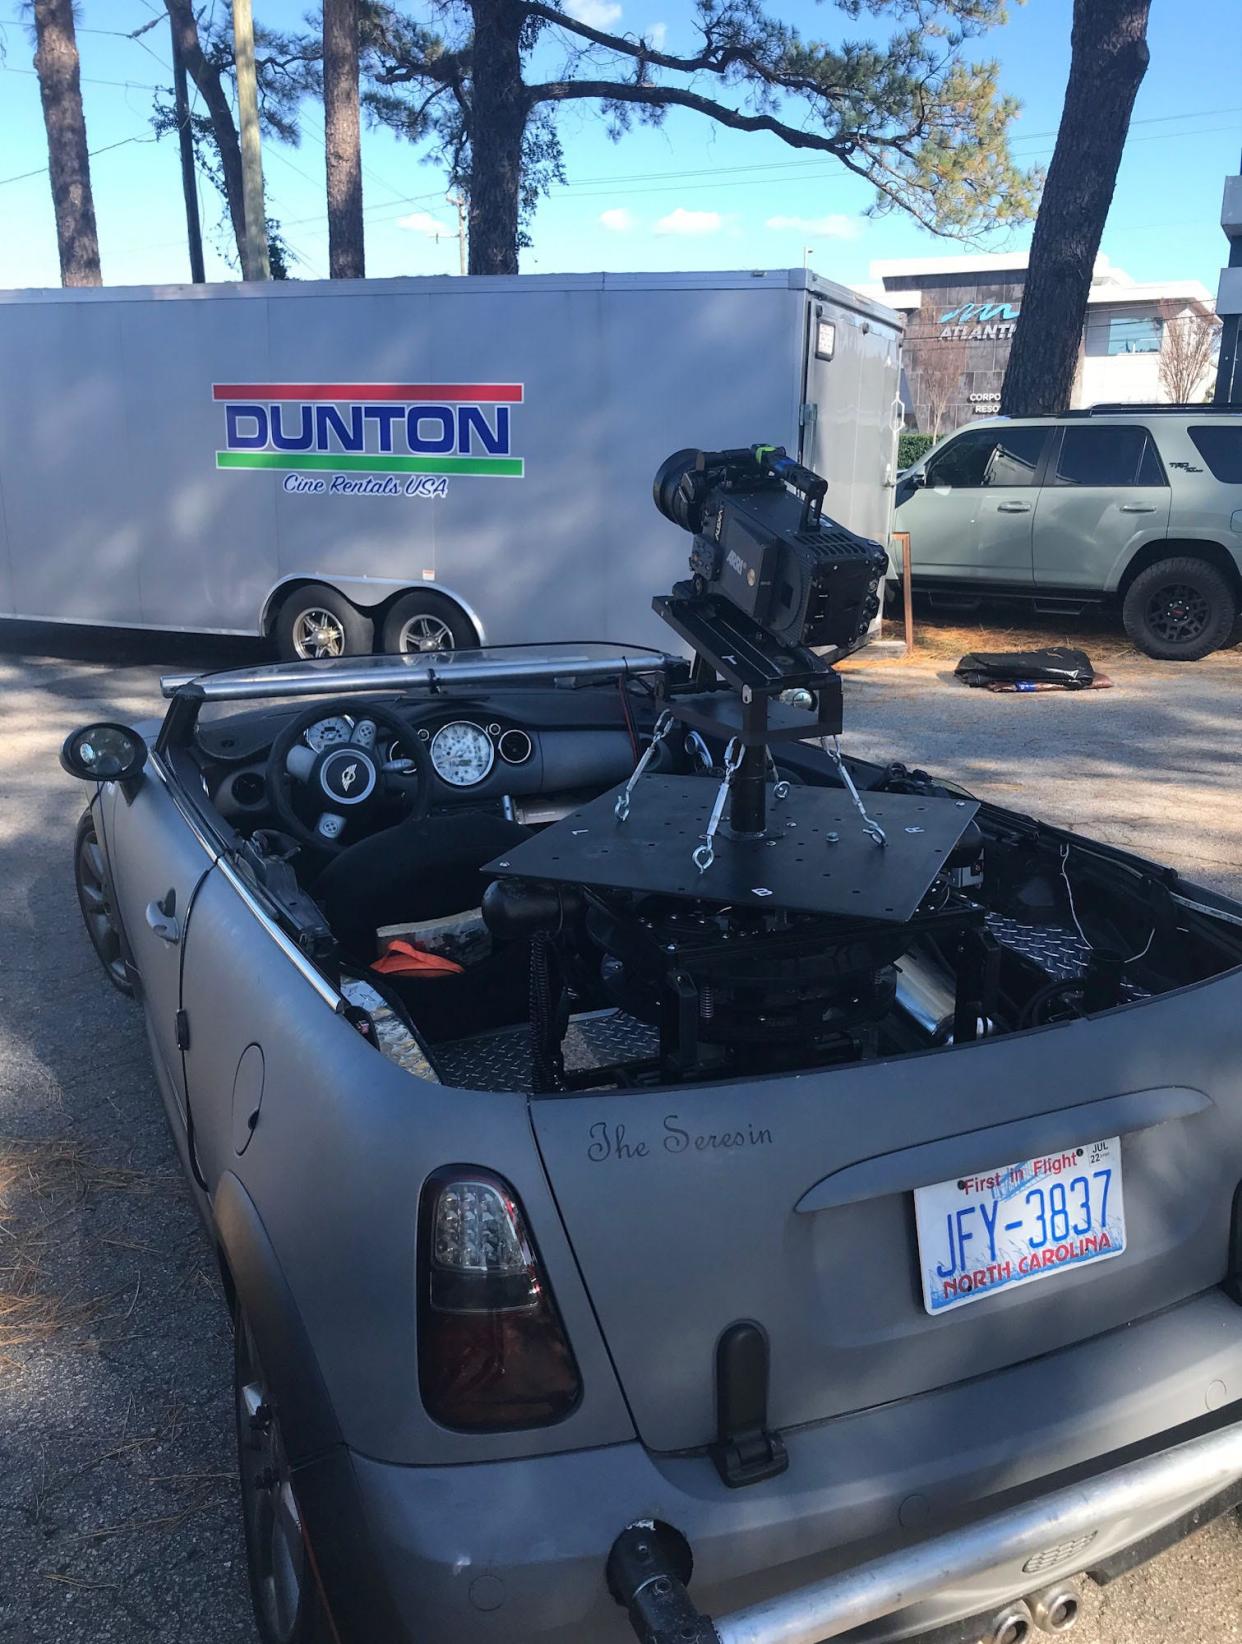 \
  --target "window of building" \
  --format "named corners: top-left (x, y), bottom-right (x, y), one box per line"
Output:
top-left (1053, 426), bottom-right (1166, 488)
top-left (1105, 315), bottom-right (1163, 355)
top-left (925, 426), bottom-right (1048, 488)
top-left (1187, 426), bottom-right (1242, 483)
